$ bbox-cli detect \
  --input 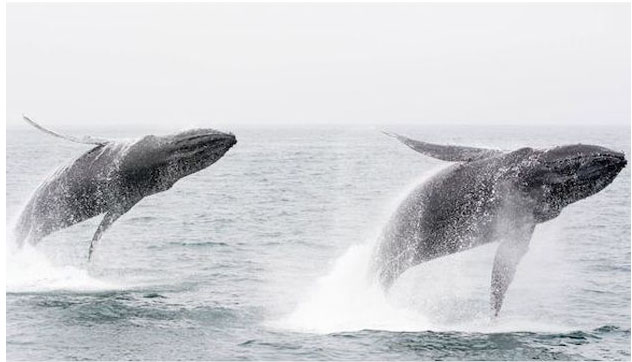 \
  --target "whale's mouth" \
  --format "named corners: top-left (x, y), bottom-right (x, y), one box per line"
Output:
top-left (548, 152), bottom-right (627, 206)
top-left (576, 153), bottom-right (626, 182)
top-left (174, 130), bottom-right (236, 151)
top-left (166, 129), bottom-right (237, 162)
top-left (528, 147), bottom-right (626, 211)
top-left (162, 129), bottom-right (237, 179)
